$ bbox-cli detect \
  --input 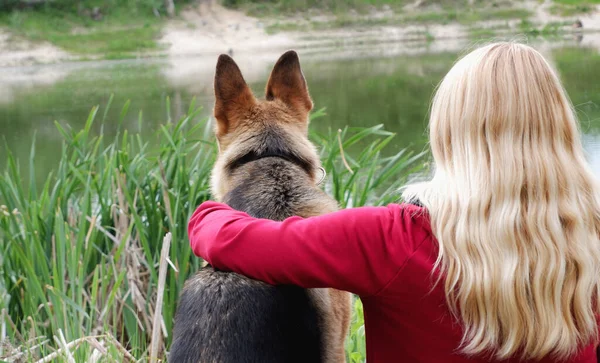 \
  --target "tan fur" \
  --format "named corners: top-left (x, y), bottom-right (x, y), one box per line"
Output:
top-left (210, 50), bottom-right (352, 363)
